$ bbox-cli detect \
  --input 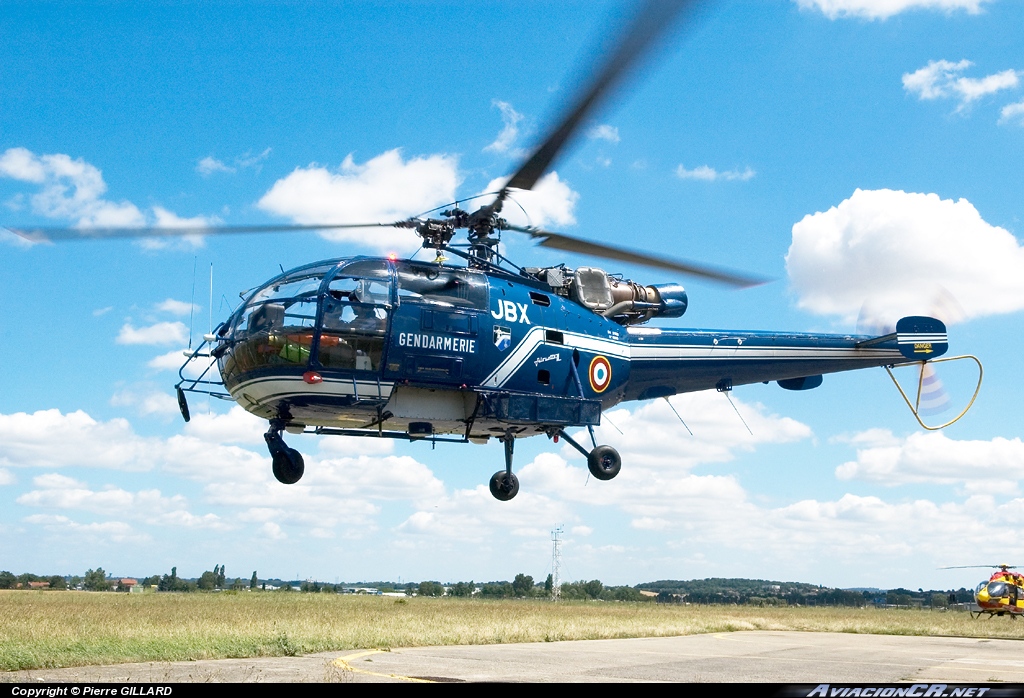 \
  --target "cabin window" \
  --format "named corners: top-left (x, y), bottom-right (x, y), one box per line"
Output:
top-left (395, 262), bottom-right (487, 309)
top-left (318, 276), bottom-right (390, 372)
